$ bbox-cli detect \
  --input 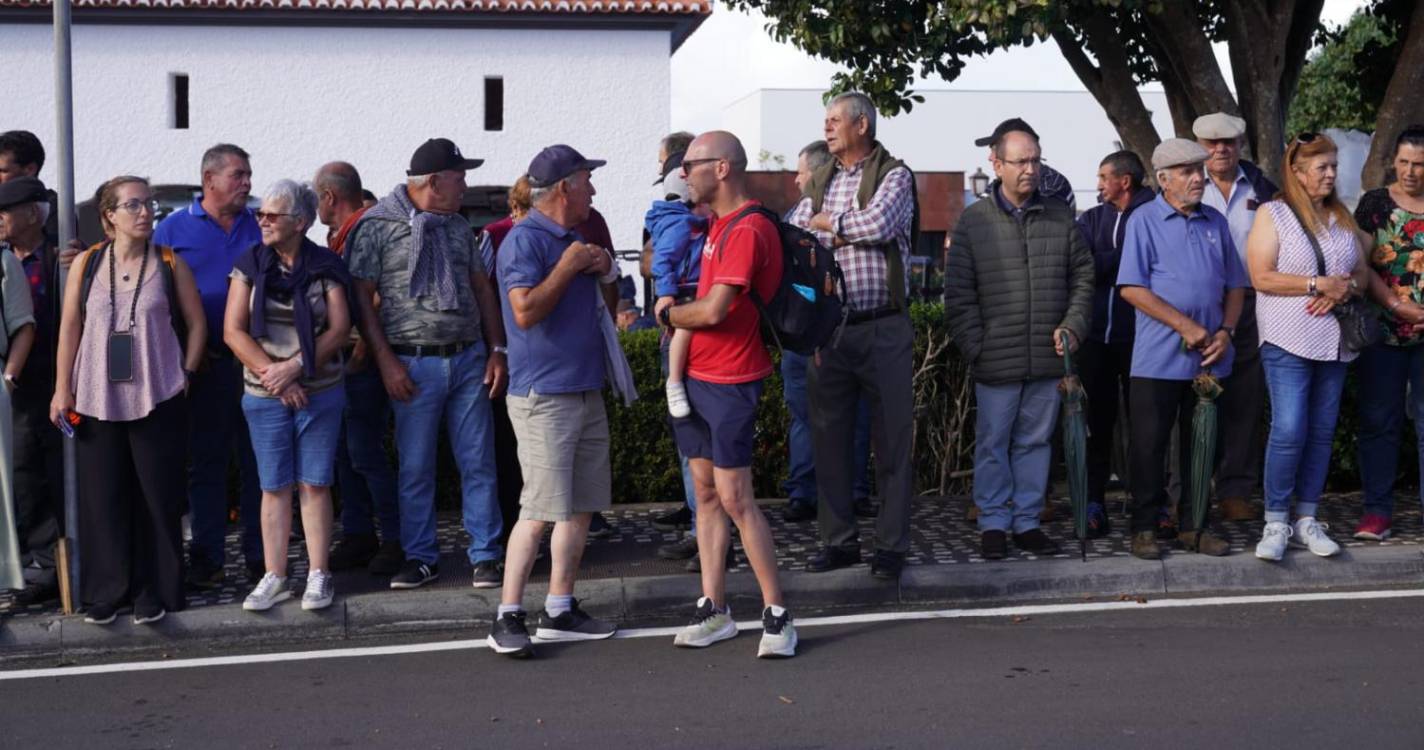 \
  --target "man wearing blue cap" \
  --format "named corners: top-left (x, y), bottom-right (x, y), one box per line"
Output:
top-left (486, 144), bottom-right (622, 658)
top-left (345, 138), bottom-right (509, 590)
